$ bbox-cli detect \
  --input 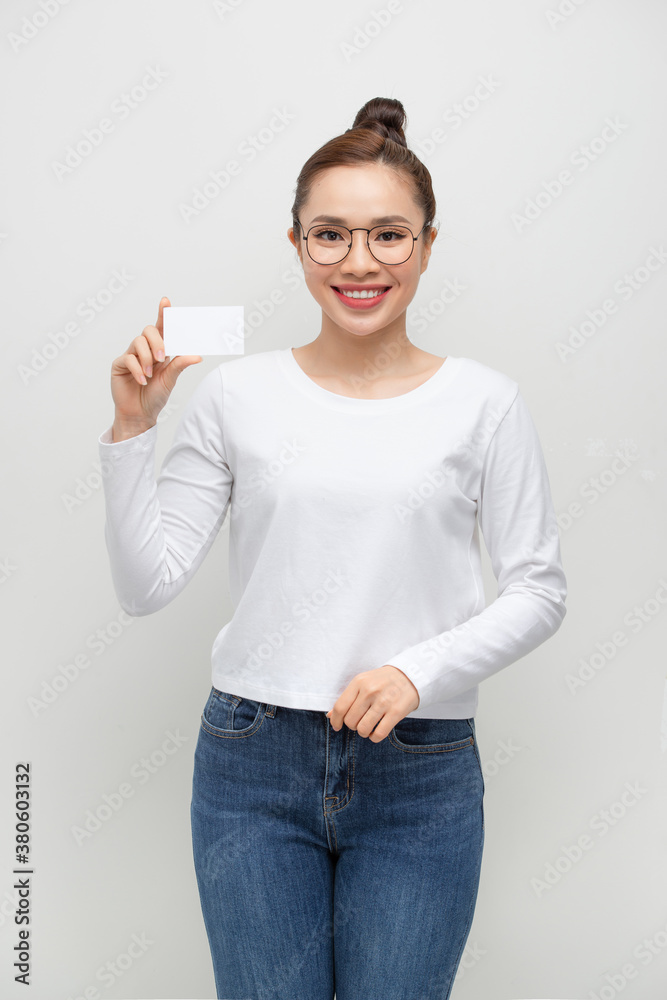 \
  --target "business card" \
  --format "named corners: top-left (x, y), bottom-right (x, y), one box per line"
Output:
top-left (162, 306), bottom-right (244, 355)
